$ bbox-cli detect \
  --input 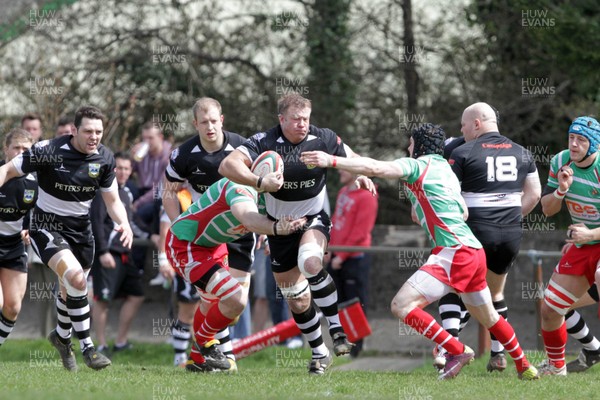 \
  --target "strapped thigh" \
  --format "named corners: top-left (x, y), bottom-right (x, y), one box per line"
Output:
top-left (406, 270), bottom-right (453, 304)
top-left (204, 269), bottom-right (242, 301)
top-left (461, 287), bottom-right (492, 307)
top-left (544, 279), bottom-right (578, 316)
